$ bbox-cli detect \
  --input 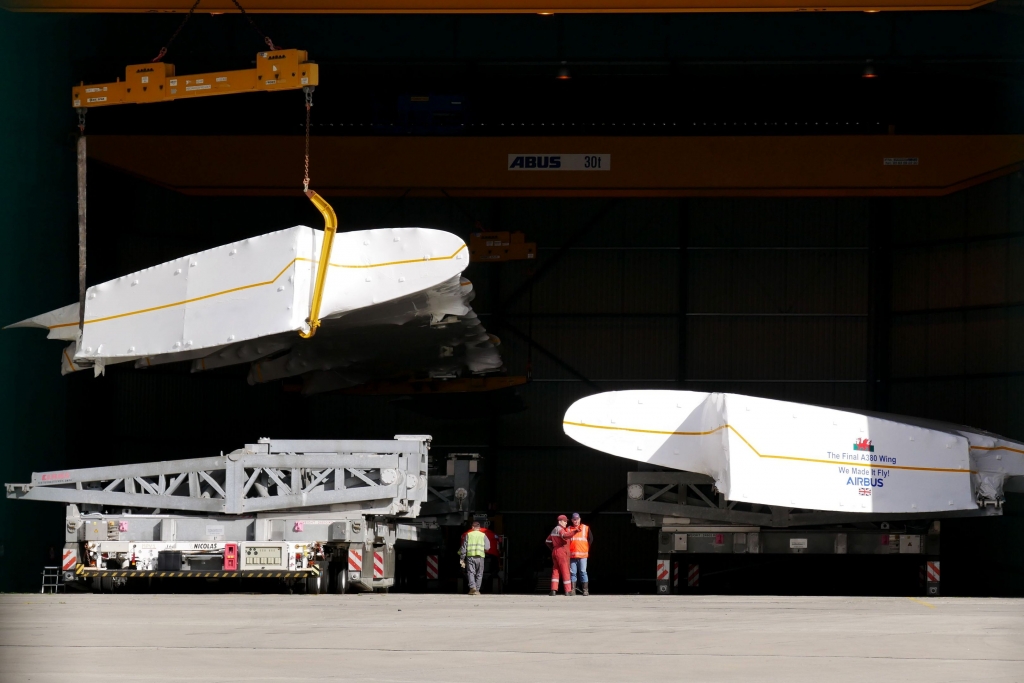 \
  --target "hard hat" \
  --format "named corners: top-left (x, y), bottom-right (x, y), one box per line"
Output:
top-left (557, 514), bottom-right (568, 522)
